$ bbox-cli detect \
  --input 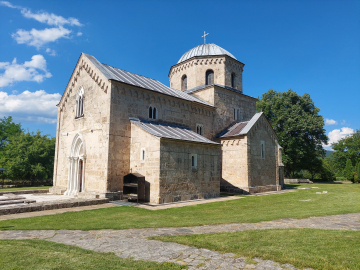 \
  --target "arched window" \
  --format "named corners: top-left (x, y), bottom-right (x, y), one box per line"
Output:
top-left (149, 106), bottom-right (153, 118)
top-left (181, 75), bottom-right (187, 91)
top-left (75, 87), bottom-right (85, 118)
top-left (206, 70), bottom-right (214, 85)
top-left (231, 73), bottom-right (236, 88)
top-left (148, 106), bottom-right (158, 119)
